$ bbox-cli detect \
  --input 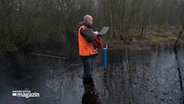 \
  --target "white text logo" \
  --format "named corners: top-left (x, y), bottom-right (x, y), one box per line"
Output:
top-left (12, 90), bottom-right (40, 98)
